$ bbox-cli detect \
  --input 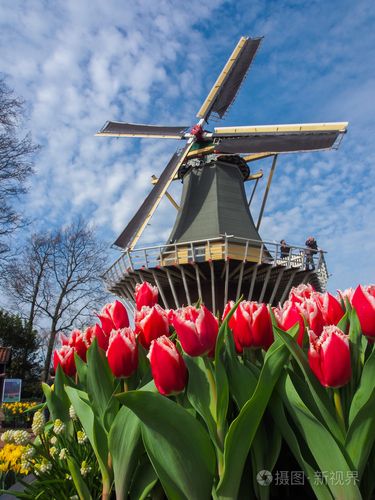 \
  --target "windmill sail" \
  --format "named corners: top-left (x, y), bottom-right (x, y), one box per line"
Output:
top-left (114, 142), bottom-right (192, 250)
top-left (97, 122), bottom-right (188, 139)
top-left (197, 36), bottom-right (262, 121)
top-left (213, 122), bottom-right (348, 153)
